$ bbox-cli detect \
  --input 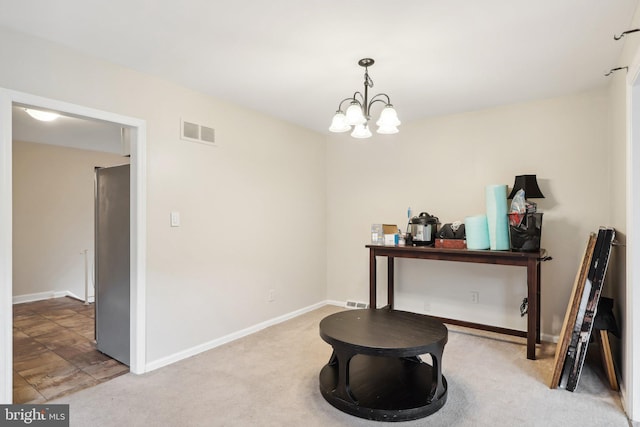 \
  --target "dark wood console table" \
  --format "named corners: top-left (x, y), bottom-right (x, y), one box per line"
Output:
top-left (366, 244), bottom-right (543, 360)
